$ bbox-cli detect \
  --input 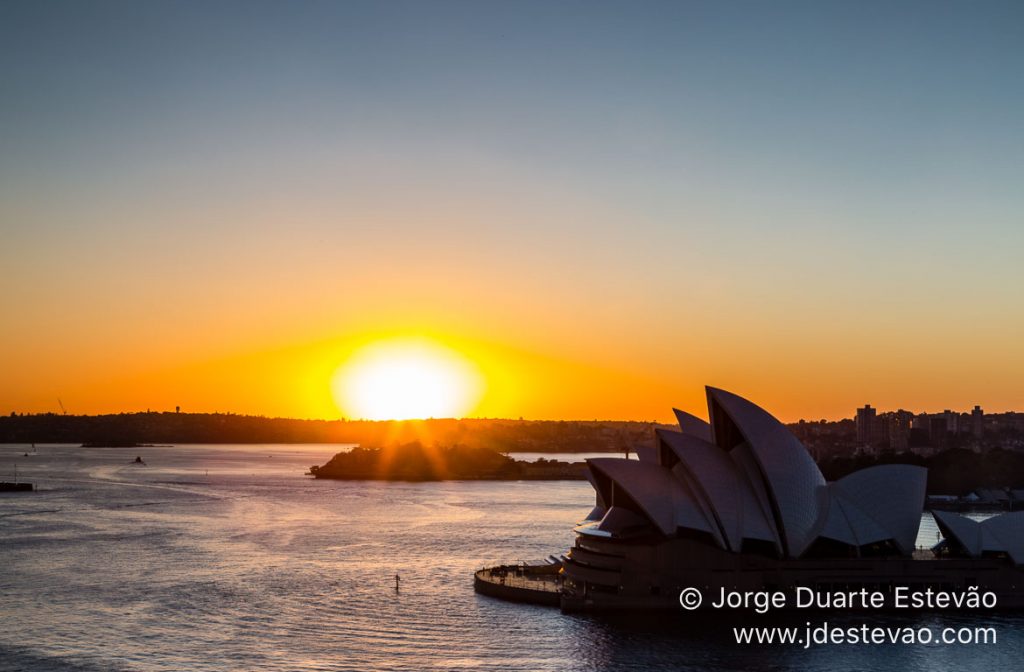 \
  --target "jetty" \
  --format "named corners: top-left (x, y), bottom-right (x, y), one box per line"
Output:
top-left (473, 563), bottom-right (562, 607)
